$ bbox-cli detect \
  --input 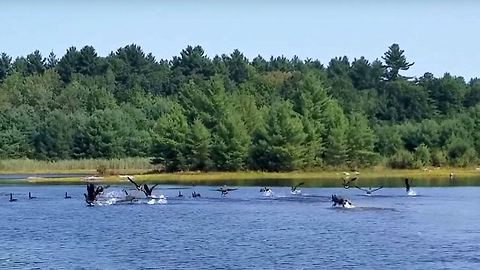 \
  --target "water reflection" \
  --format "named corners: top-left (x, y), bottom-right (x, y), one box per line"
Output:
top-left (153, 176), bottom-right (480, 187)
top-left (0, 174), bottom-right (479, 187)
